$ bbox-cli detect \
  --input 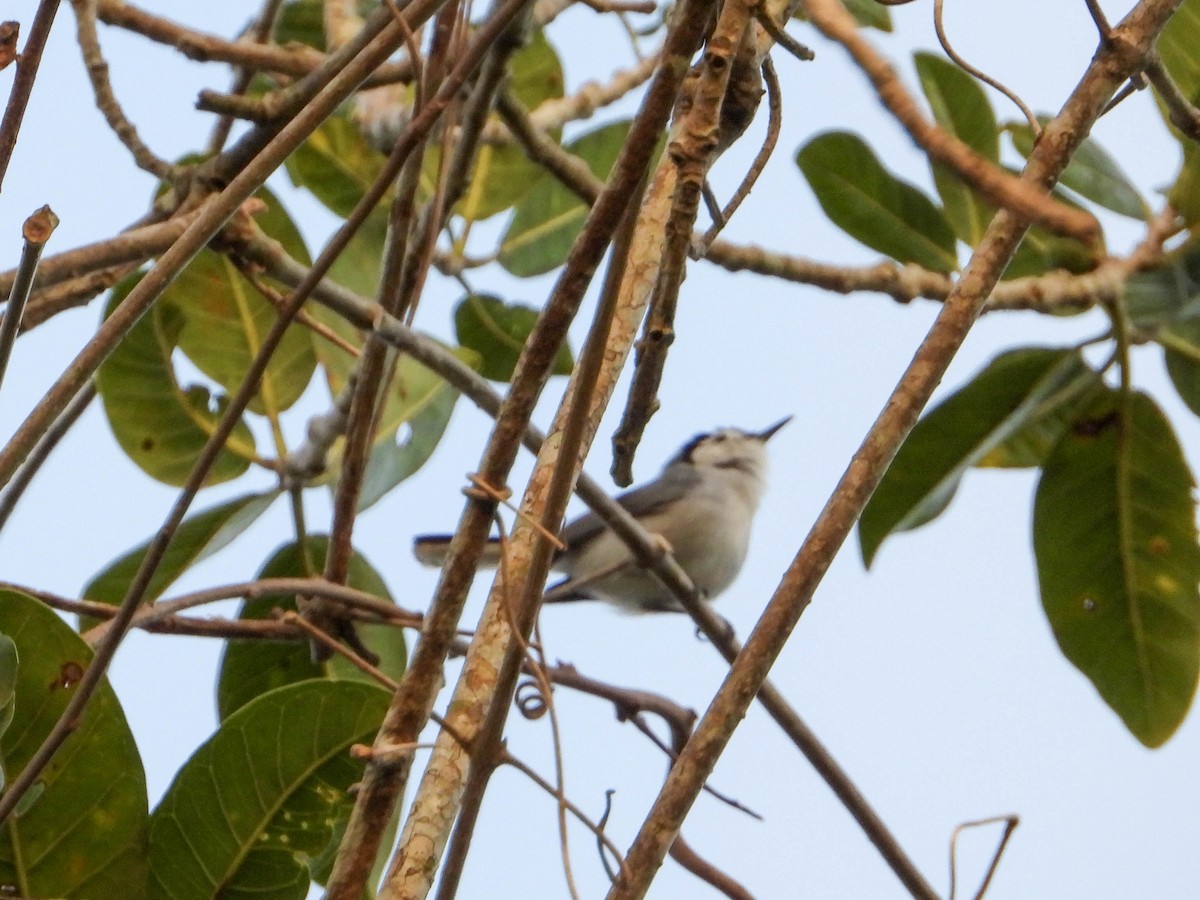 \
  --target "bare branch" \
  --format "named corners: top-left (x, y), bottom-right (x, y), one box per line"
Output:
top-left (607, 3), bottom-right (1180, 897)
top-left (70, 0), bottom-right (174, 178)
top-left (0, 0), bottom-right (62, 190)
top-left (0, 206), bottom-right (58, 393)
top-left (800, 0), bottom-right (1102, 244)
